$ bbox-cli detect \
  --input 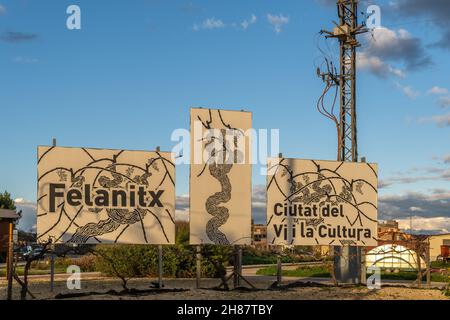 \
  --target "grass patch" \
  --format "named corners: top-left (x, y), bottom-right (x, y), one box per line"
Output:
top-left (256, 266), bottom-right (450, 283)
top-left (256, 265), bottom-right (330, 278)
top-left (0, 266), bottom-right (66, 277)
